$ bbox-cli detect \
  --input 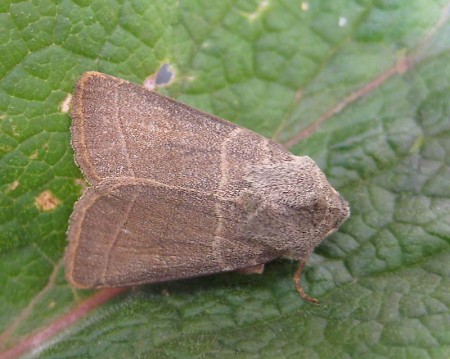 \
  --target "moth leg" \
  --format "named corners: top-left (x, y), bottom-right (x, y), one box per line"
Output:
top-left (236, 264), bottom-right (265, 275)
top-left (294, 258), bottom-right (319, 304)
